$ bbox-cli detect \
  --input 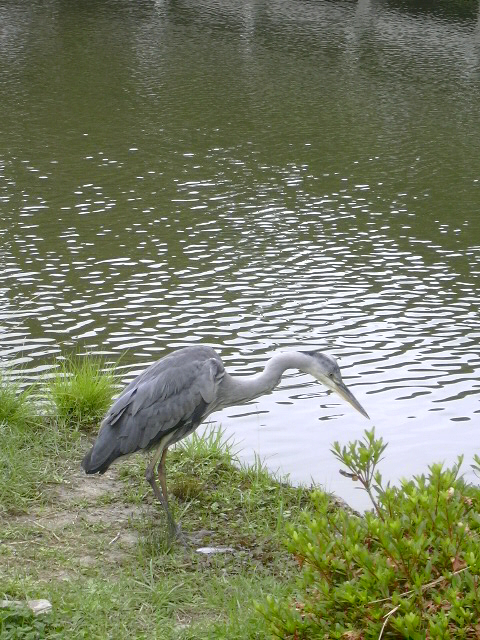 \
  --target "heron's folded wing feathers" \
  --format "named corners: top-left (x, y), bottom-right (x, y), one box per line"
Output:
top-left (84, 353), bottom-right (225, 472)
